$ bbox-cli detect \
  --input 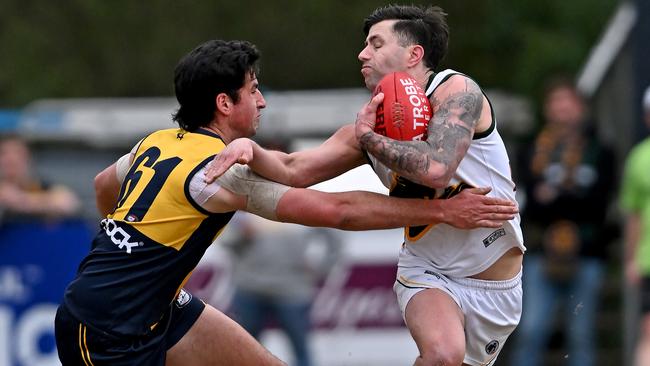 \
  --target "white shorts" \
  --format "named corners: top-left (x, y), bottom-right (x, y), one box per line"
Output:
top-left (394, 263), bottom-right (522, 366)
